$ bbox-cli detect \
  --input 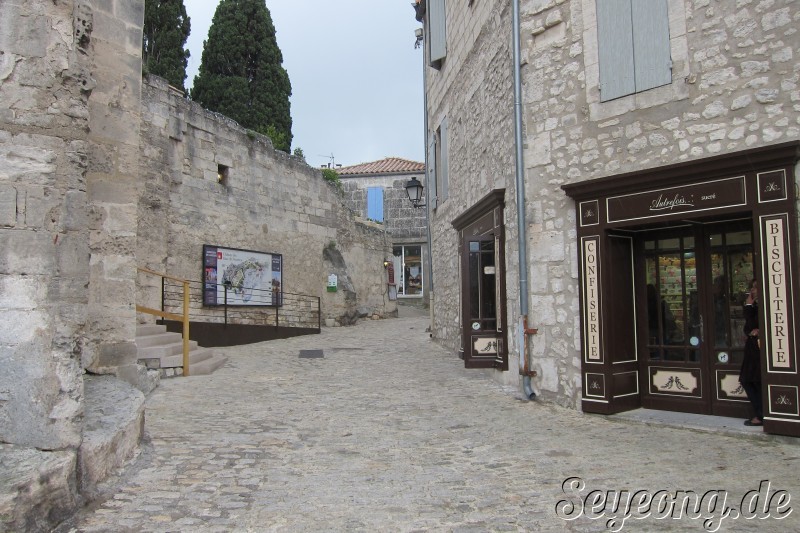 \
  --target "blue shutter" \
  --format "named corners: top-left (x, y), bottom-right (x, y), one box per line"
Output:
top-left (429, 0), bottom-right (447, 65)
top-left (596, 0), bottom-right (635, 102)
top-left (632, 0), bottom-right (671, 92)
top-left (439, 118), bottom-right (449, 202)
top-left (367, 187), bottom-right (384, 222)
